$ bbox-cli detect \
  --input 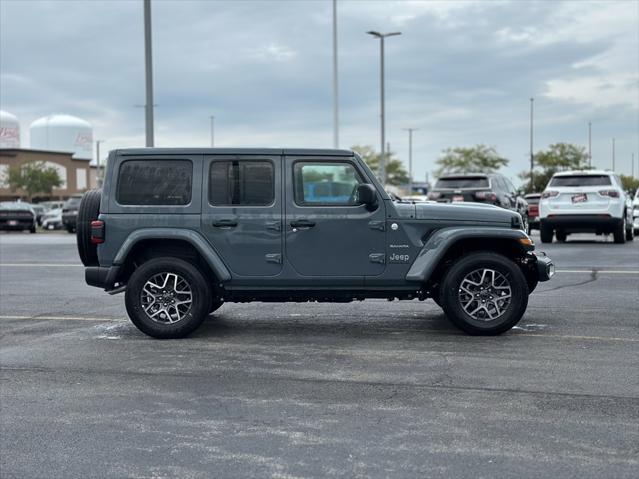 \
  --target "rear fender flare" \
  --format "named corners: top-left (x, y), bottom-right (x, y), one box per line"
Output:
top-left (405, 227), bottom-right (530, 283)
top-left (113, 228), bottom-right (231, 282)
